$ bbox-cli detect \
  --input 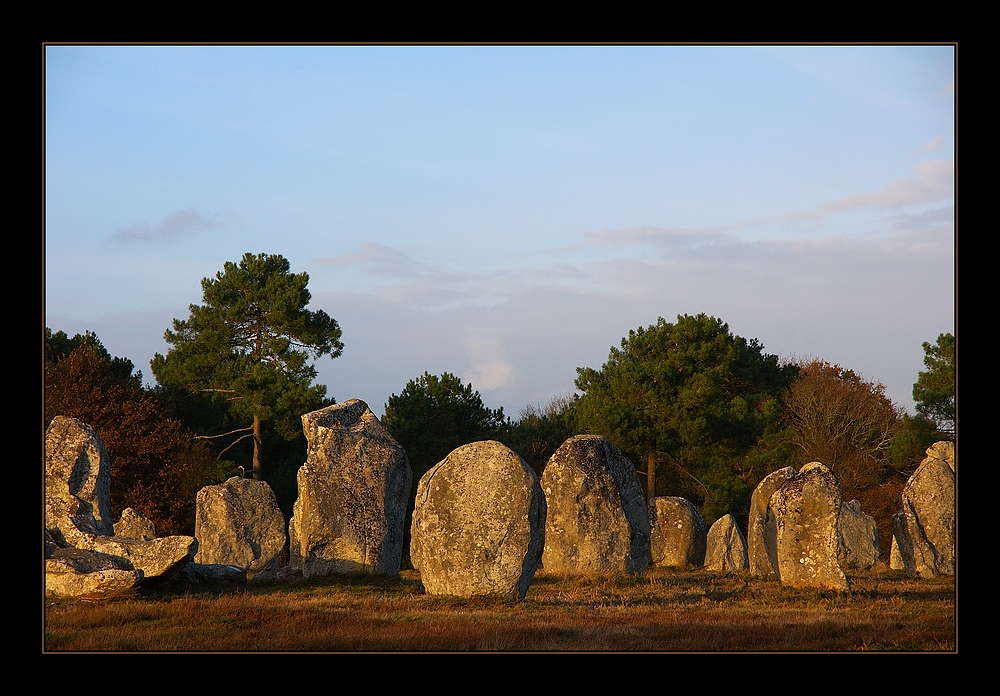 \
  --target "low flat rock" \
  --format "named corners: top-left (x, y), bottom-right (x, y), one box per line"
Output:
top-left (540, 435), bottom-right (649, 575)
top-left (195, 477), bottom-right (286, 574)
top-left (45, 548), bottom-right (143, 599)
top-left (411, 441), bottom-right (545, 599)
top-left (648, 496), bottom-right (707, 568)
top-left (704, 514), bottom-right (748, 572)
